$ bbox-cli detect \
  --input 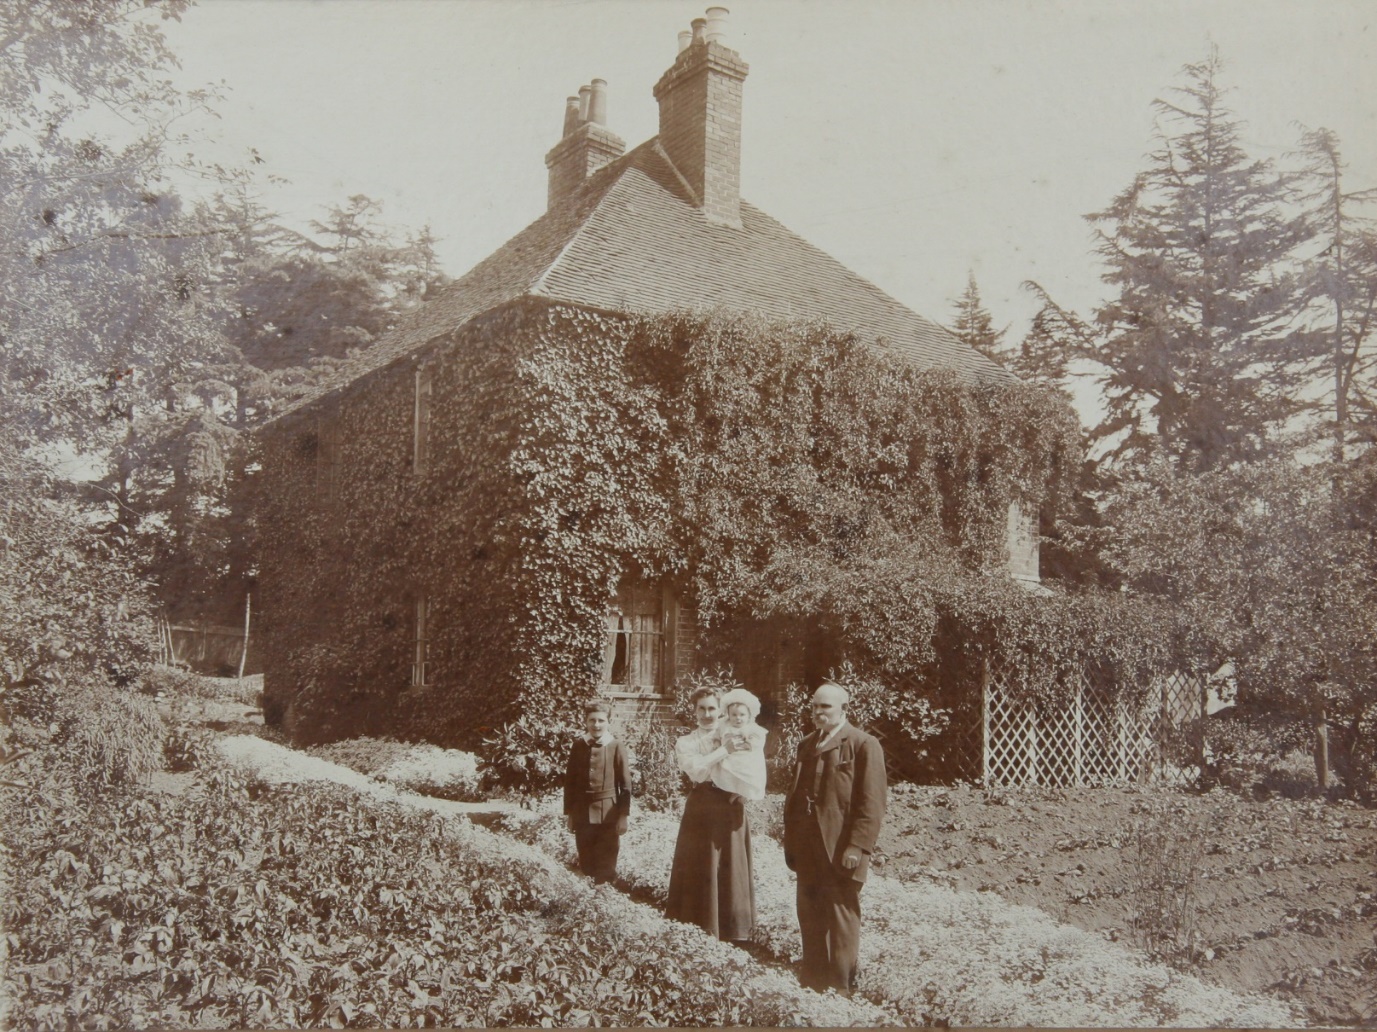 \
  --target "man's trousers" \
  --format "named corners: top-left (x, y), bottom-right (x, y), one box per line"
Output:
top-left (793, 817), bottom-right (862, 994)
